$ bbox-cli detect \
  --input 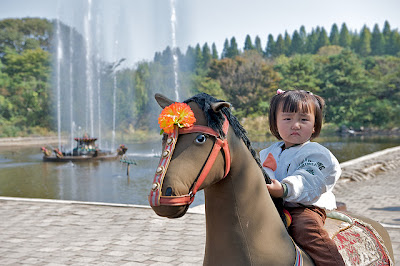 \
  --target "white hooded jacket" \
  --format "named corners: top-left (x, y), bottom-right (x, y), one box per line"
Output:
top-left (259, 141), bottom-right (341, 210)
